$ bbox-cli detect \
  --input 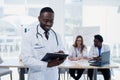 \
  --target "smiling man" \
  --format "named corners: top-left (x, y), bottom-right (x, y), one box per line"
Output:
top-left (20, 7), bottom-right (65, 80)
